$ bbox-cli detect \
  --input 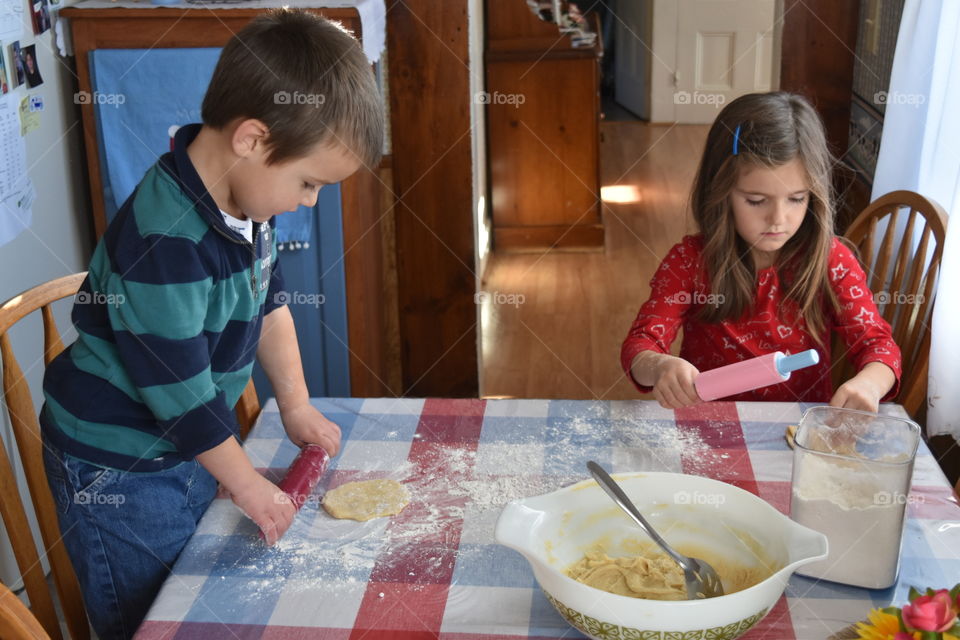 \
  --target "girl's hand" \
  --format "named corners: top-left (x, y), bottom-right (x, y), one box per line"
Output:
top-left (830, 378), bottom-right (882, 413)
top-left (281, 402), bottom-right (342, 456)
top-left (230, 472), bottom-right (296, 545)
top-left (830, 362), bottom-right (897, 413)
top-left (652, 355), bottom-right (702, 409)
